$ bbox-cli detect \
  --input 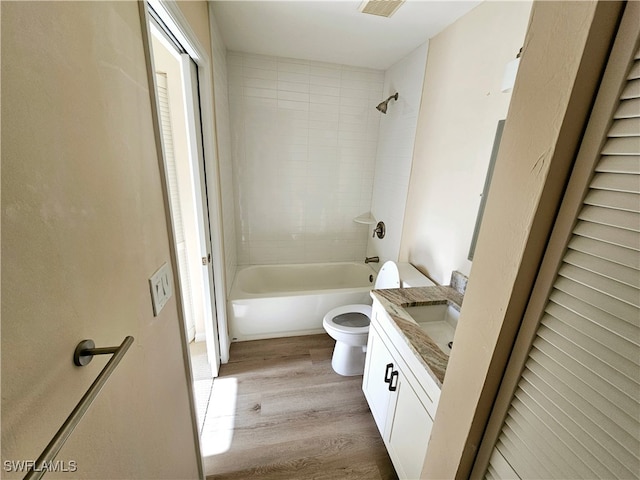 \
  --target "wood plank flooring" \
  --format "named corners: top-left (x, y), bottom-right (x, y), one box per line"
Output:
top-left (202, 334), bottom-right (397, 480)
